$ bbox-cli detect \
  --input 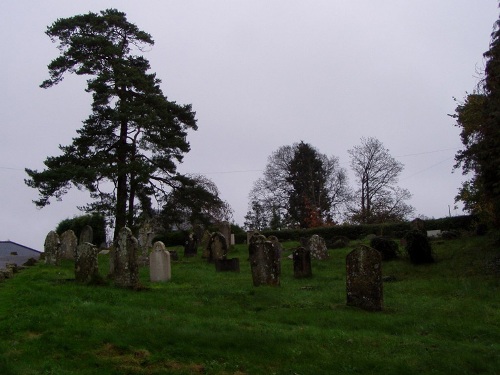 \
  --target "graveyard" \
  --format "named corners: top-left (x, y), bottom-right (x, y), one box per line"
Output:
top-left (0, 231), bottom-right (499, 375)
